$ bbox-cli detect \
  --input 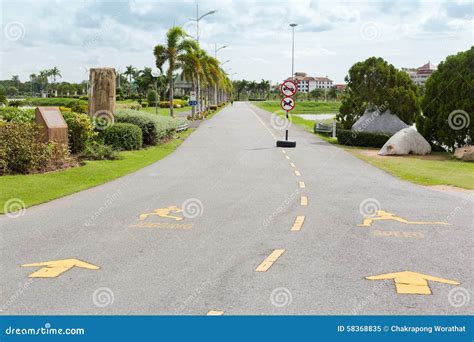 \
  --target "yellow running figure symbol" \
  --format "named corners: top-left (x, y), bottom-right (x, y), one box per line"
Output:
top-left (358, 210), bottom-right (450, 227)
top-left (139, 206), bottom-right (184, 221)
